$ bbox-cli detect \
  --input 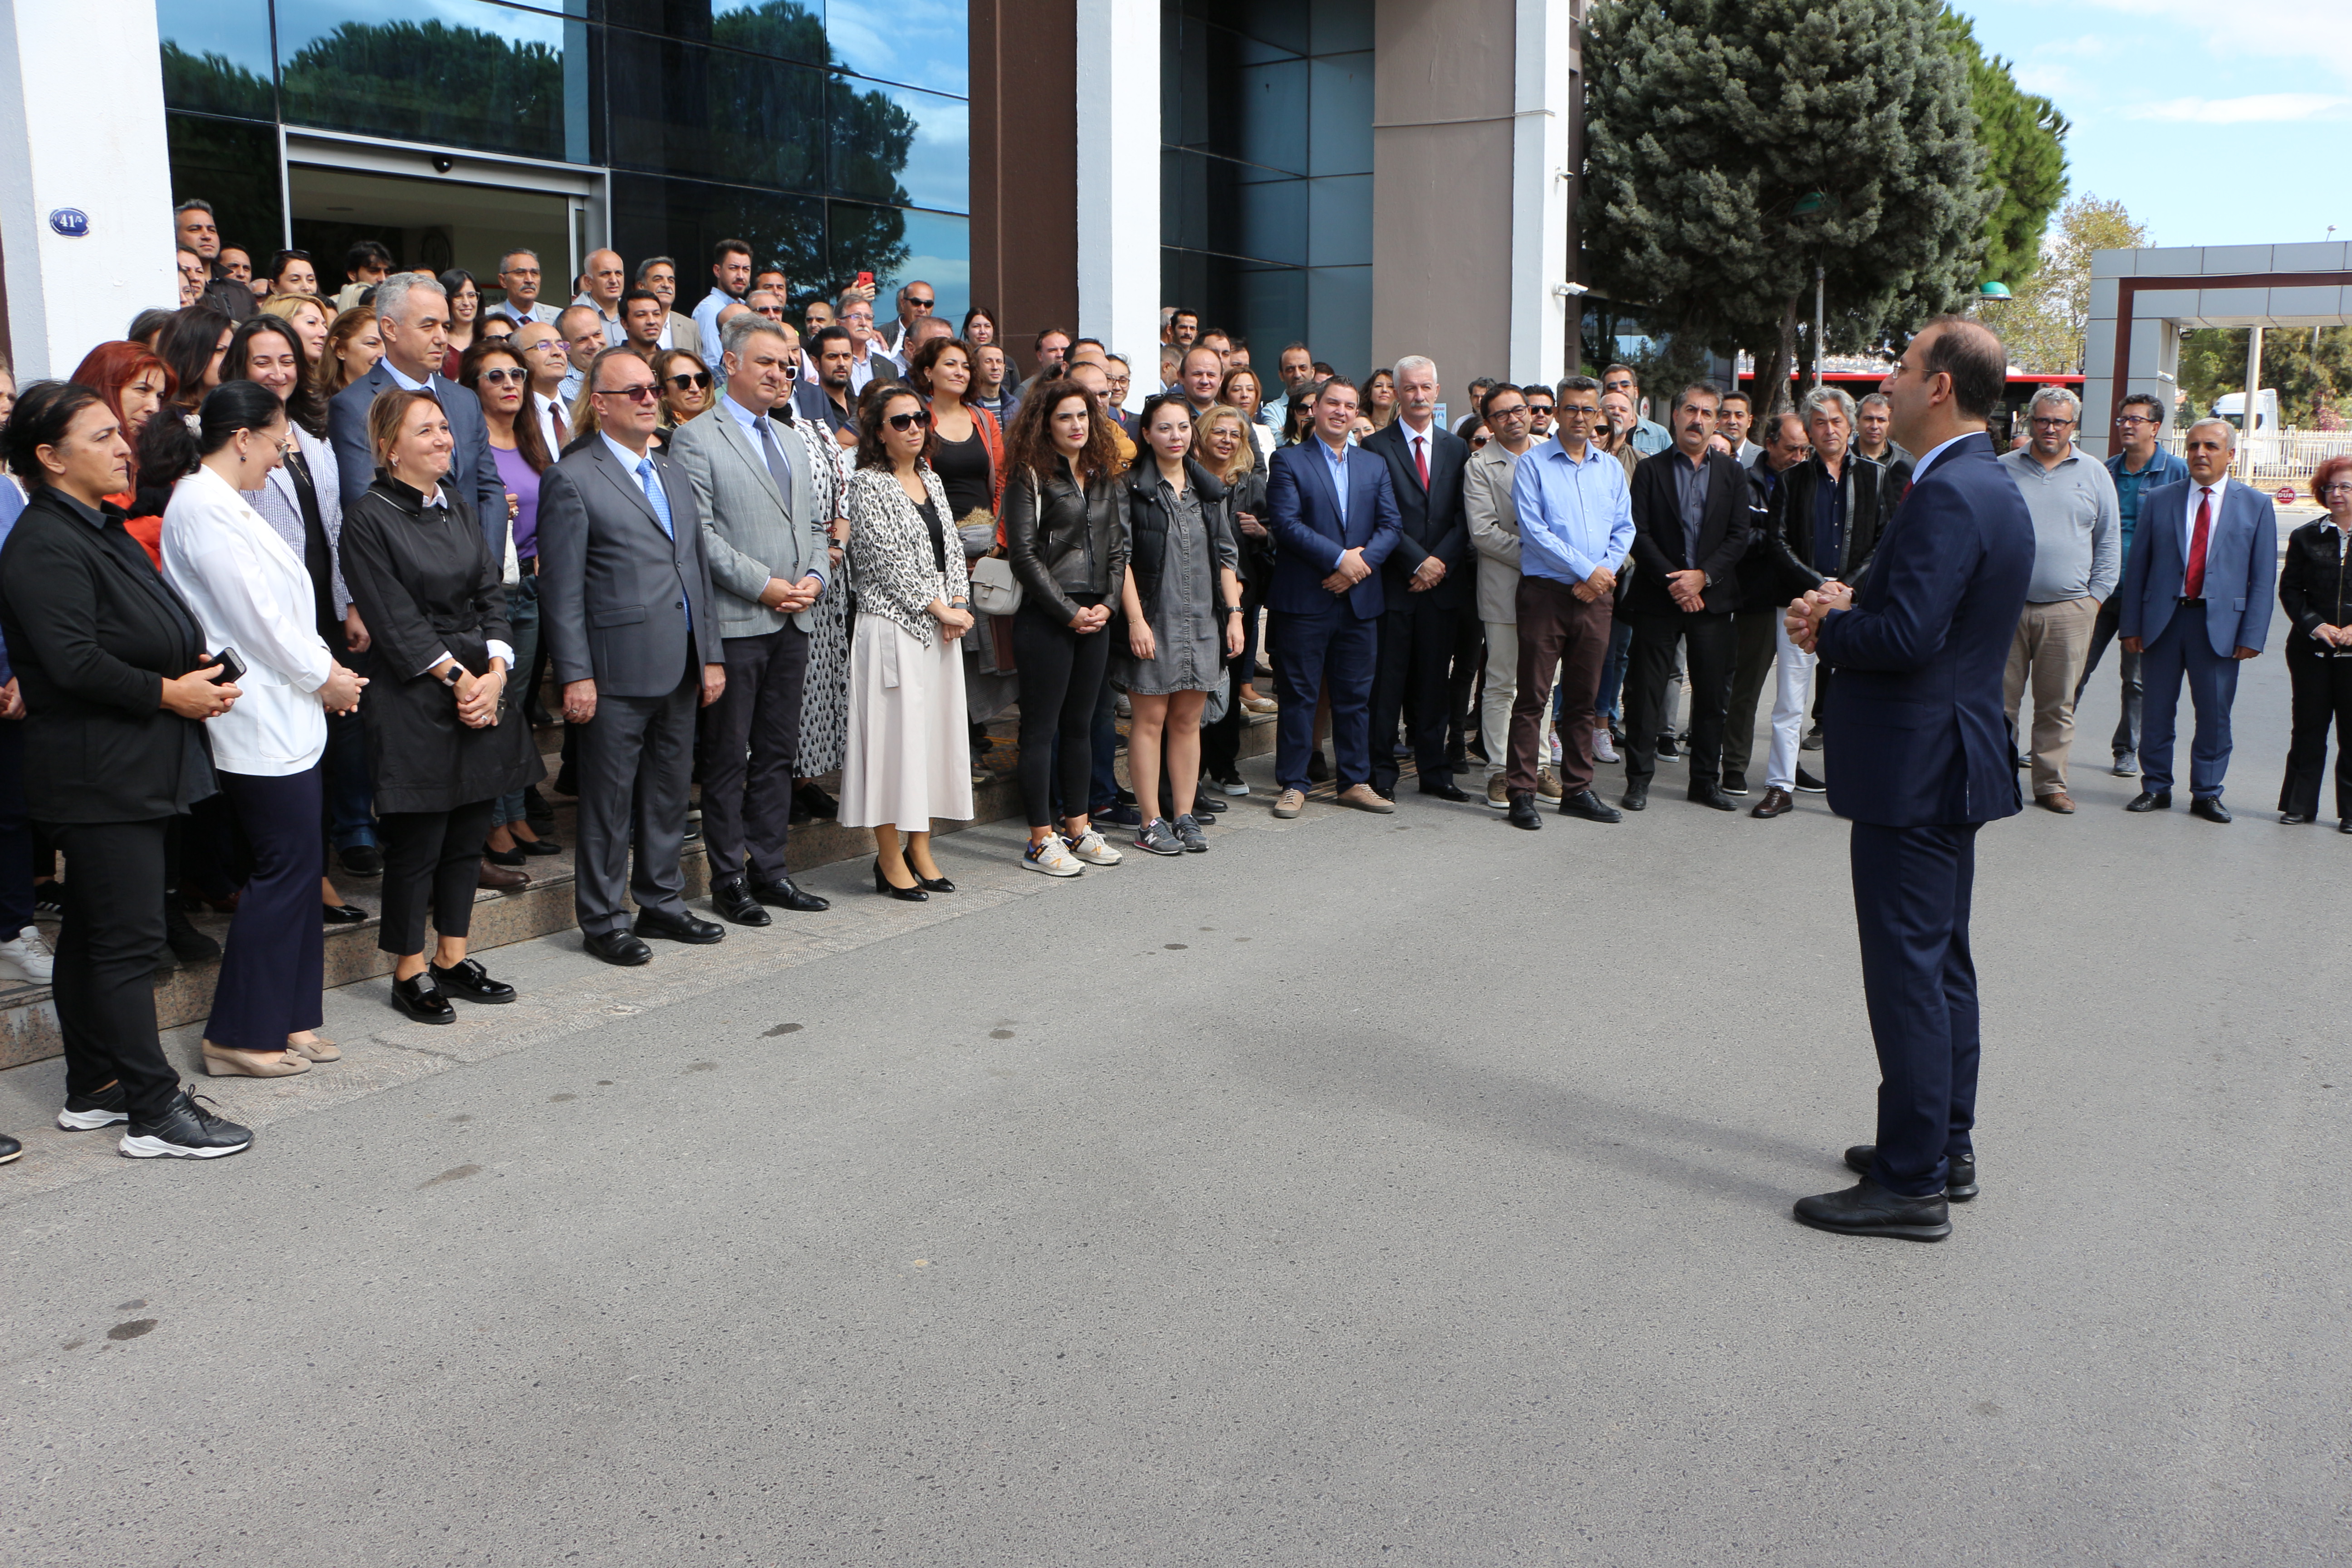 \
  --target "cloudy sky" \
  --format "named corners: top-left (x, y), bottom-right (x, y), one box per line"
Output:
top-left (1954, 0), bottom-right (2351, 252)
